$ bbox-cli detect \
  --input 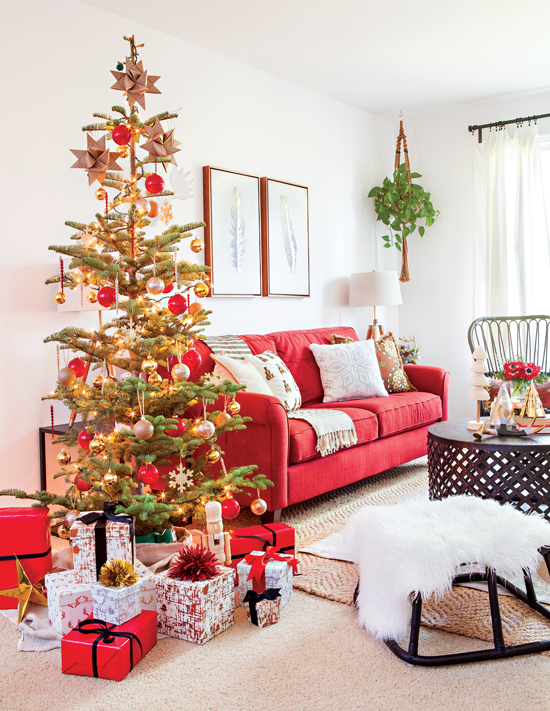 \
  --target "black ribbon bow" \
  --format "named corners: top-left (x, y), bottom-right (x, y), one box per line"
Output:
top-left (75, 618), bottom-right (143, 678)
top-left (243, 588), bottom-right (281, 626)
top-left (78, 501), bottom-right (135, 578)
